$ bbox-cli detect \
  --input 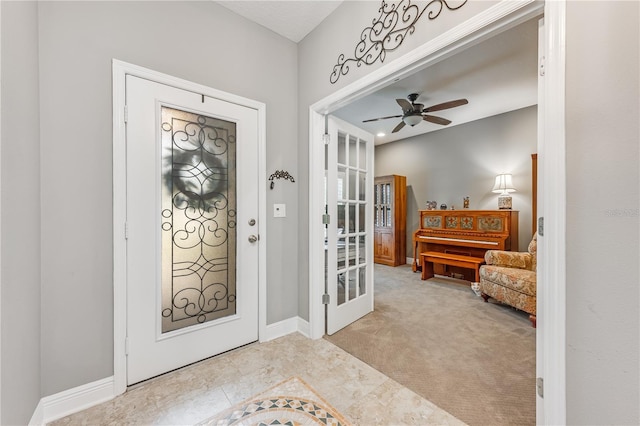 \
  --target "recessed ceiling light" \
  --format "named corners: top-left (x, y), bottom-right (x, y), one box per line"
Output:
top-left (377, 132), bottom-right (386, 137)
